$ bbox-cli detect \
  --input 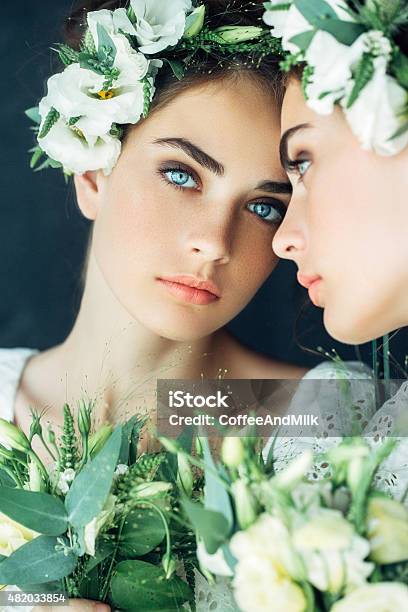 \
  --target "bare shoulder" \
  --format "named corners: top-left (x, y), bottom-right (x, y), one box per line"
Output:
top-left (215, 330), bottom-right (307, 379)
